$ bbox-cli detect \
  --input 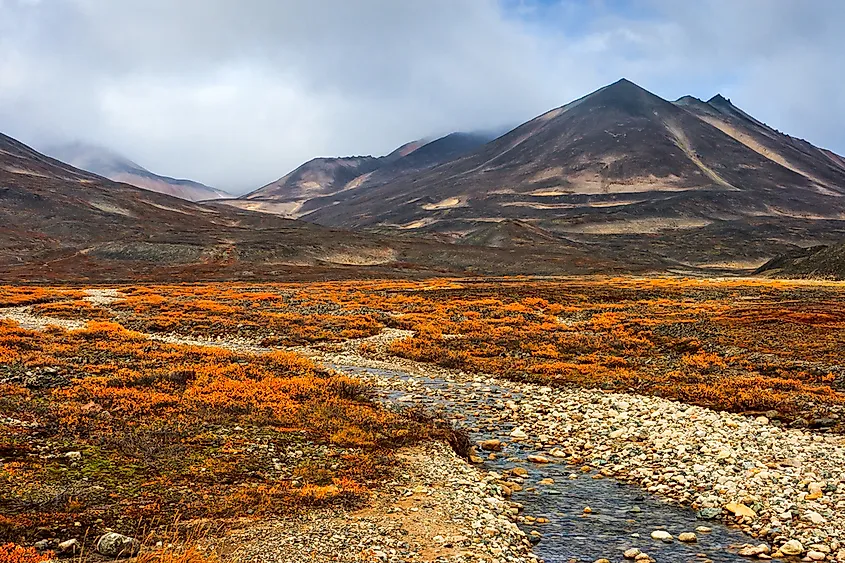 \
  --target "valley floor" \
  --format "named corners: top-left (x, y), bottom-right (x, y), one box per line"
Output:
top-left (0, 278), bottom-right (843, 562)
